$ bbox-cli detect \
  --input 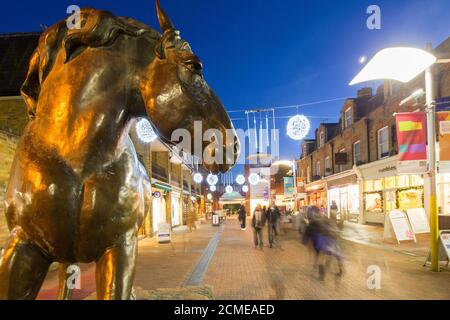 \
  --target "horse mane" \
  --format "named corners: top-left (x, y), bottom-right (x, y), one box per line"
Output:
top-left (21, 8), bottom-right (161, 118)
